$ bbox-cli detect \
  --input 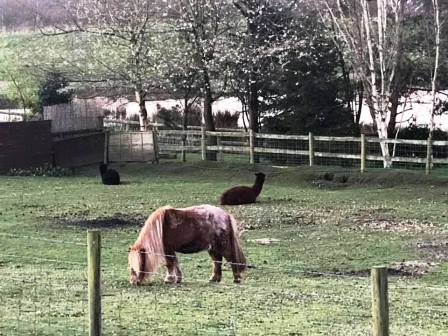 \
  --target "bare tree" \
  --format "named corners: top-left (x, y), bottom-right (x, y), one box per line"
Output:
top-left (168, 0), bottom-right (238, 160)
top-left (324, 0), bottom-right (406, 168)
top-left (50, 0), bottom-right (166, 130)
